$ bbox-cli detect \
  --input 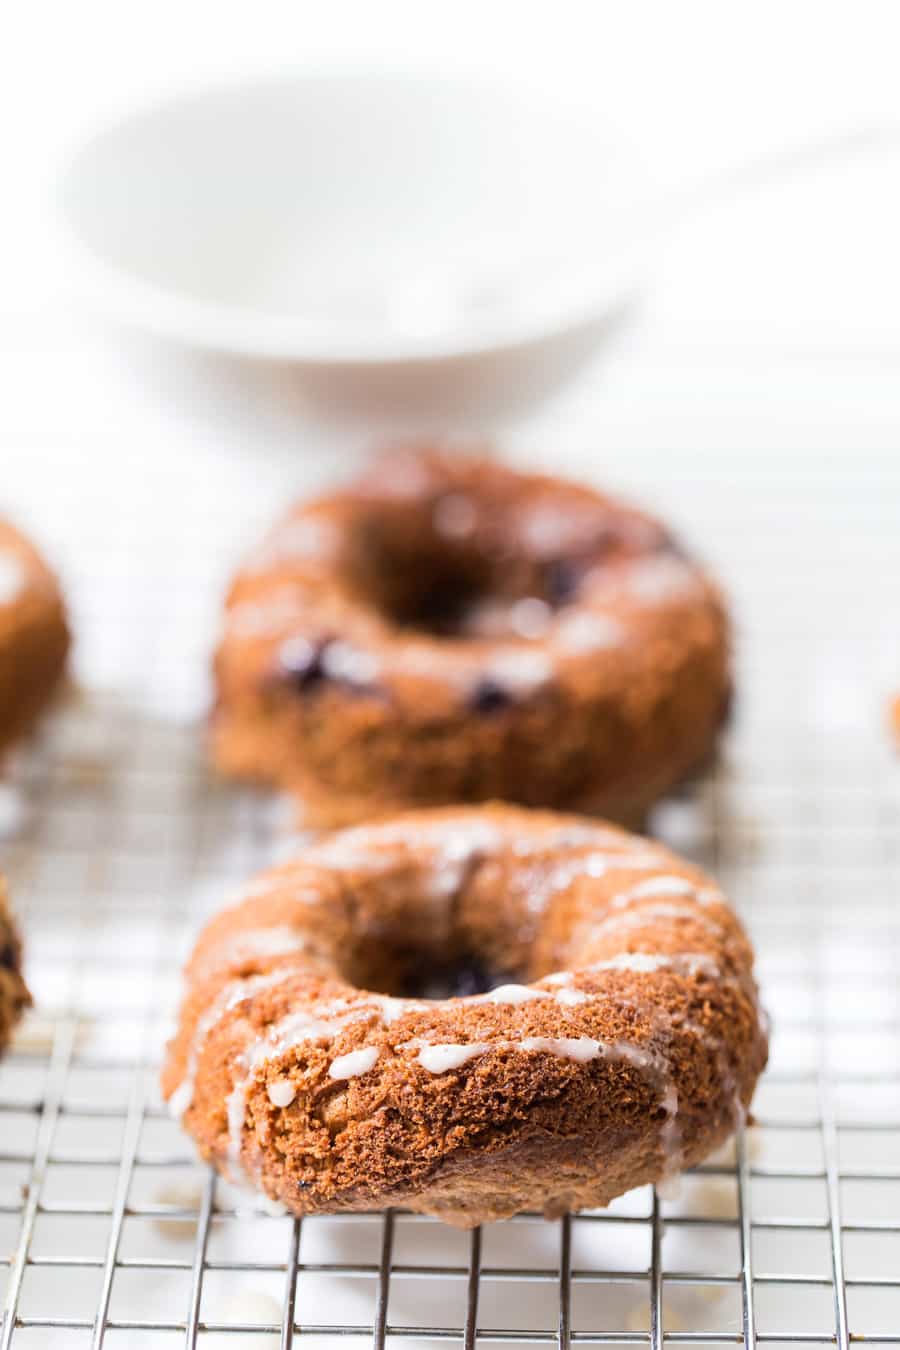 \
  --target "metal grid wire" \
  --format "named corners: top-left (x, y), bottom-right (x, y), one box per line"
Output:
top-left (2, 437), bottom-right (900, 1347)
